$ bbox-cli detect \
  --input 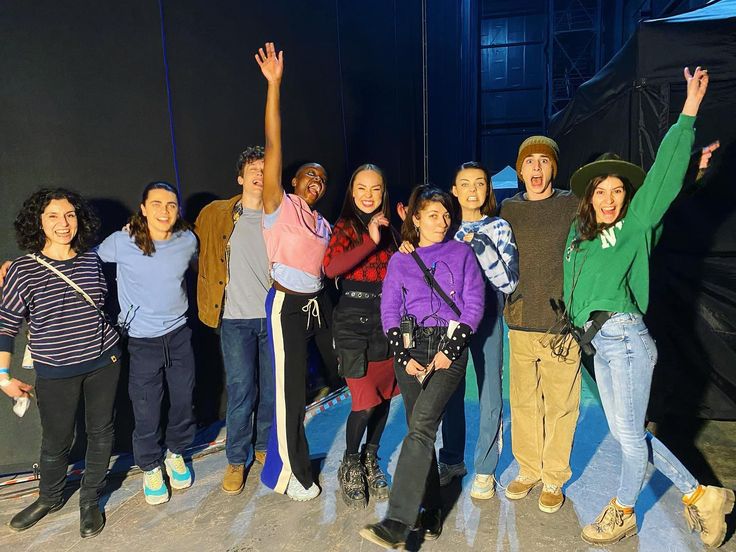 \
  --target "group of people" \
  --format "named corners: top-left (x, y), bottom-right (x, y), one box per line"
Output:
top-left (0, 40), bottom-right (733, 550)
